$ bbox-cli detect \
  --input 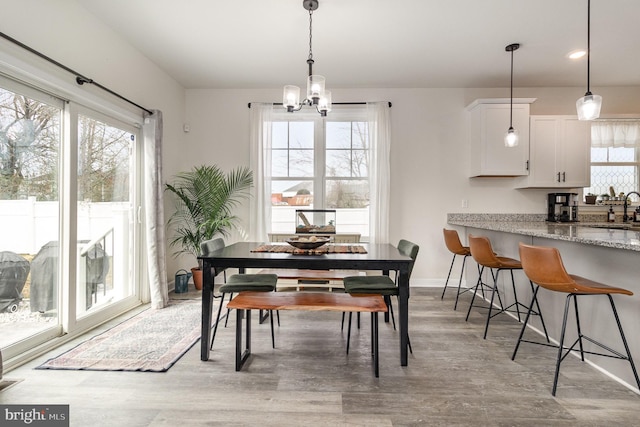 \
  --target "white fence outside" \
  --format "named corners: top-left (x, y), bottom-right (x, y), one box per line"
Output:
top-left (0, 197), bottom-right (129, 256)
